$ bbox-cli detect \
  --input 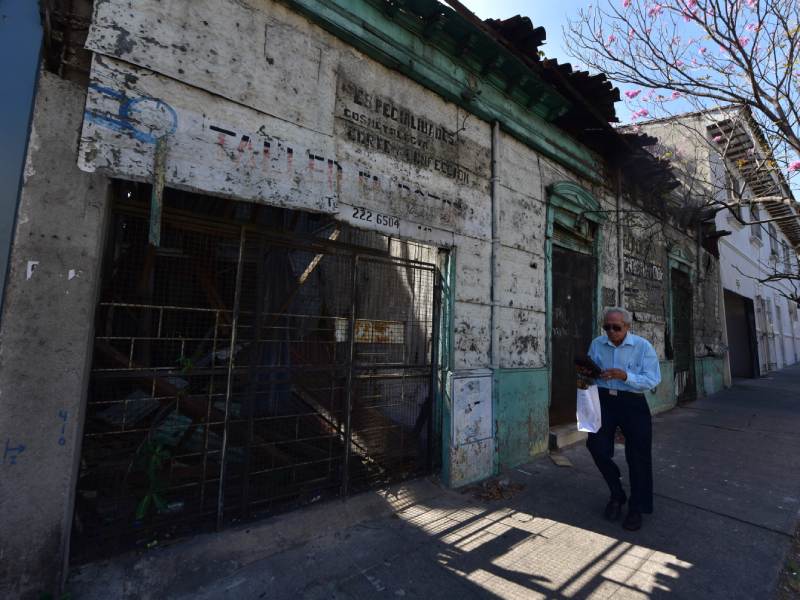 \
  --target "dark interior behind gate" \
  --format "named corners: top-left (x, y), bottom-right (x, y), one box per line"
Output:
top-left (72, 182), bottom-right (441, 561)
